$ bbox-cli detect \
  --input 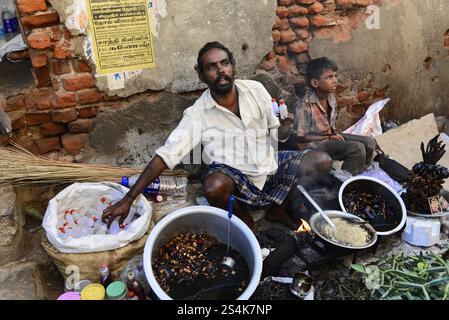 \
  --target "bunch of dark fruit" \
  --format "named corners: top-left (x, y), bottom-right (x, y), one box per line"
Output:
top-left (343, 190), bottom-right (399, 230)
top-left (153, 232), bottom-right (219, 292)
top-left (403, 134), bottom-right (449, 214)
